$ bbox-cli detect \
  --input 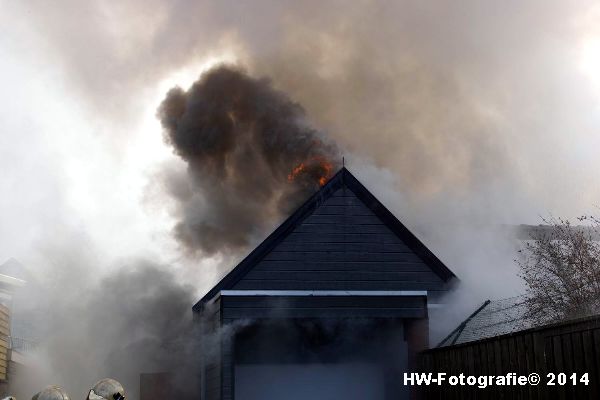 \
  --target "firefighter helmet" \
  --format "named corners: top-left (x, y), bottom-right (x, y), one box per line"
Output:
top-left (31, 385), bottom-right (70, 400)
top-left (86, 379), bottom-right (125, 400)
